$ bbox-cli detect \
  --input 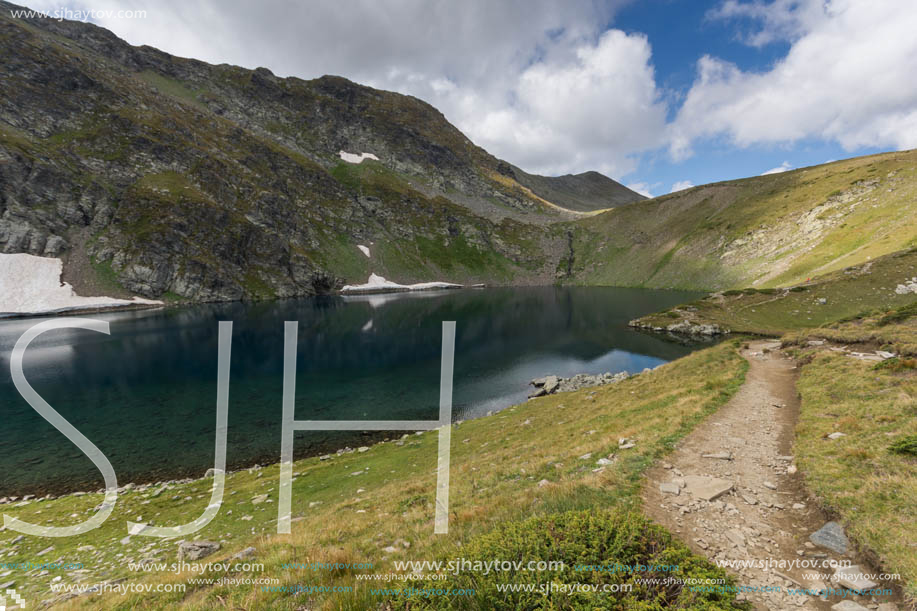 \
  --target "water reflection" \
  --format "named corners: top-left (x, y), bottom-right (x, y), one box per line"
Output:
top-left (0, 286), bottom-right (704, 495)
